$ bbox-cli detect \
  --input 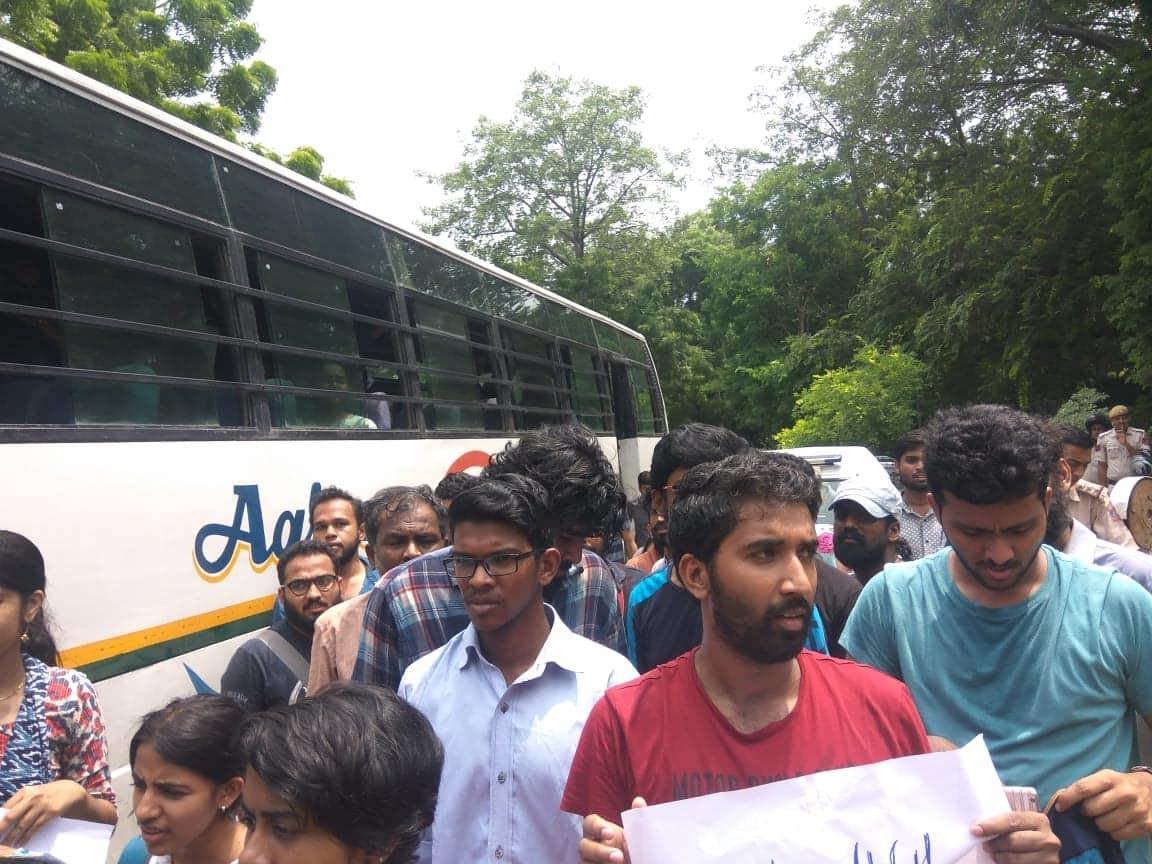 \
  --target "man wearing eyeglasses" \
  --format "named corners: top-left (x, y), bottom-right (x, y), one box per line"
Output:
top-left (222, 539), bottom-right (341, 711)
top-left (354, 425), bottom-right (628, 690)
top-left (400, 476), bottom-right (636, 864)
